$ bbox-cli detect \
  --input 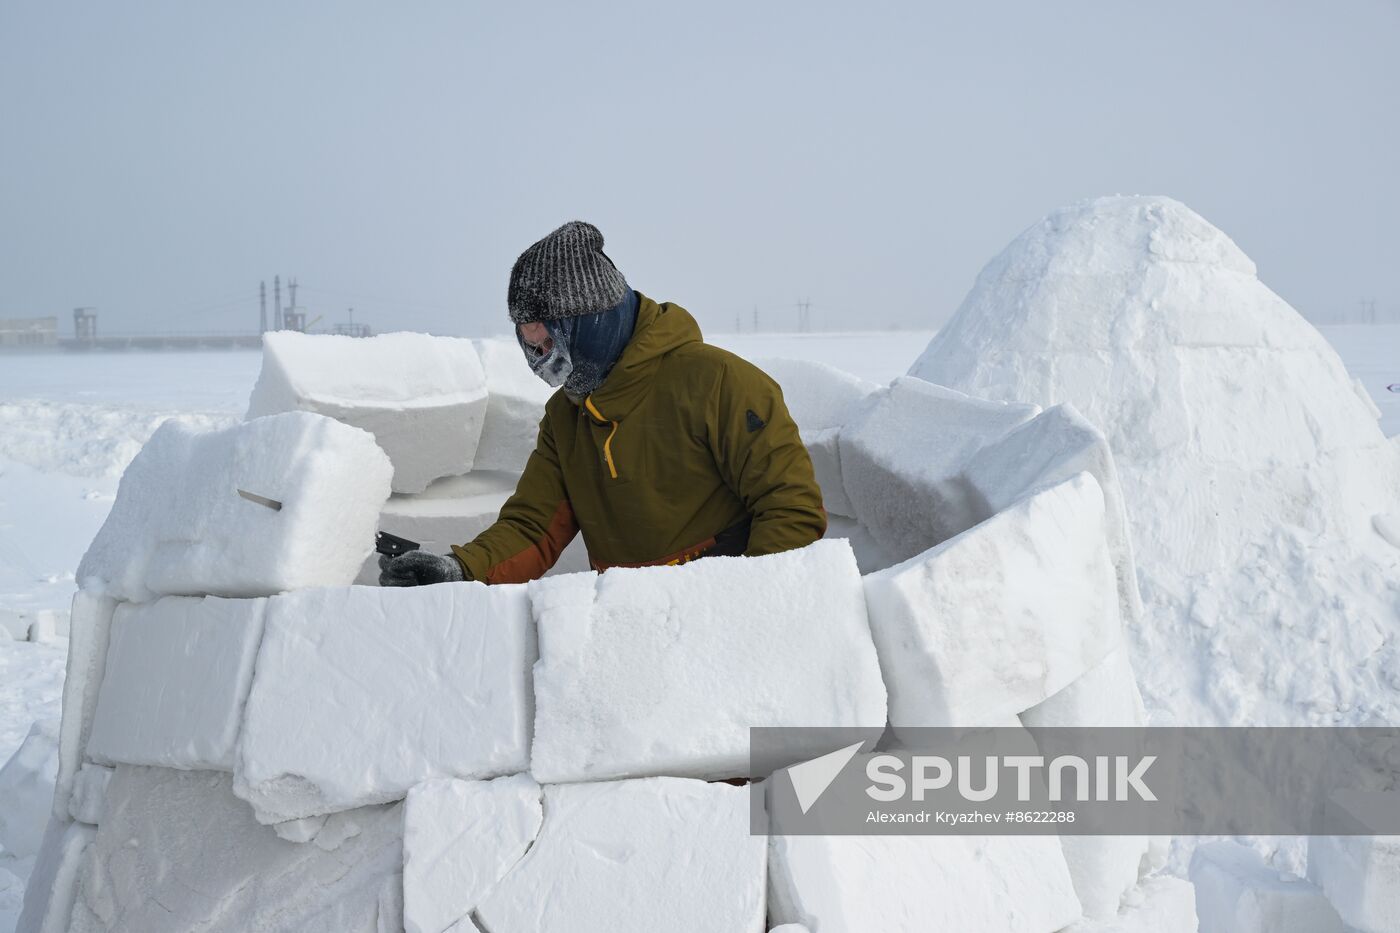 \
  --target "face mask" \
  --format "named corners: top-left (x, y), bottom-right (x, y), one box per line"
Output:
top-left (518, 318), bottom-right (574, 387)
